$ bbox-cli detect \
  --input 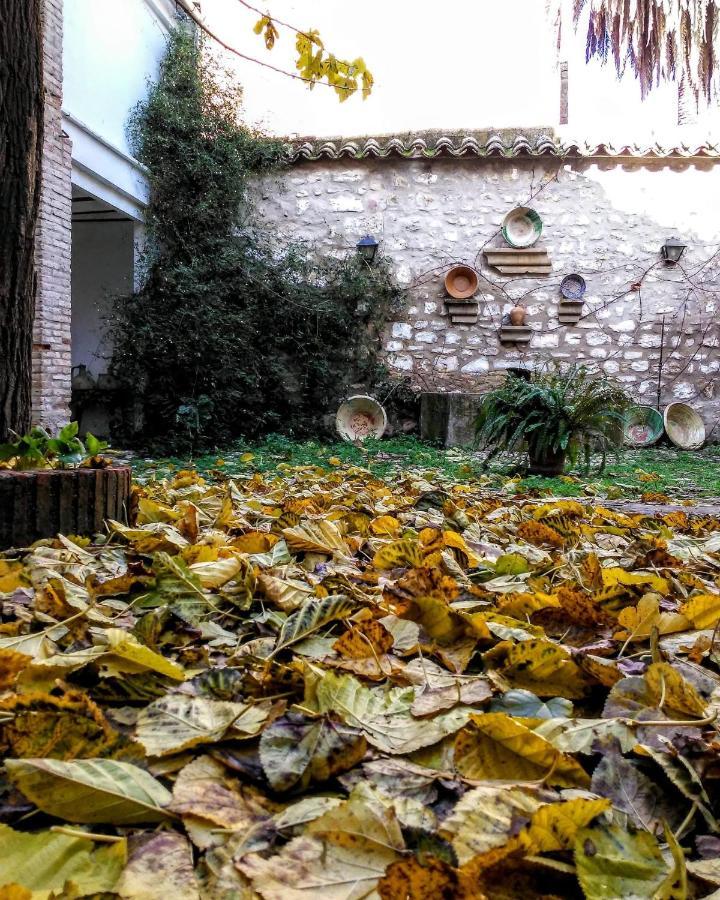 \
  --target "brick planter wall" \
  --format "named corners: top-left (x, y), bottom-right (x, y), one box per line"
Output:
top-left (0, 467), bottom-right (131, 549)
